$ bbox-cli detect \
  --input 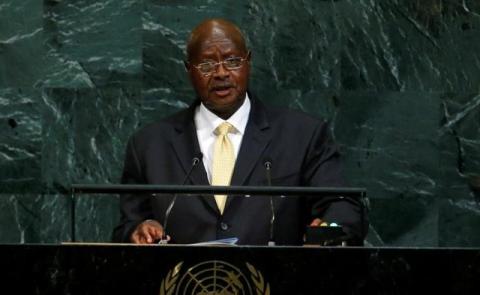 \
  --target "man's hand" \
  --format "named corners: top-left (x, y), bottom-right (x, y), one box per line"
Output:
top-left (310, 218), bottom-right (323, 227)
top-left (130, 220), bottom-right (166, 244)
